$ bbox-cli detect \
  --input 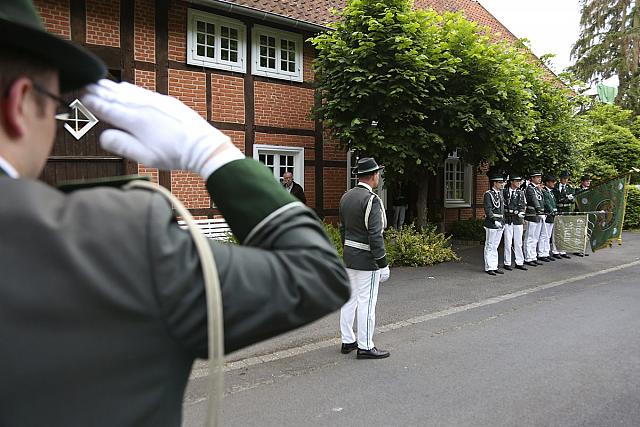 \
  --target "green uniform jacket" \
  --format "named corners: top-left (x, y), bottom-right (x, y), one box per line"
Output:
top-left (503, 187), bottom-right (526, 225)
top-left (542, 187), bottom-right (558, 223)
top-left (524, 183), bottom-right (544, 222)
top-left (483, 189), bottom-right (505, 229)
top-left (552, 183), bottom-right (575, 214)
top-left (0, 158), bottom-right (349, 427)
